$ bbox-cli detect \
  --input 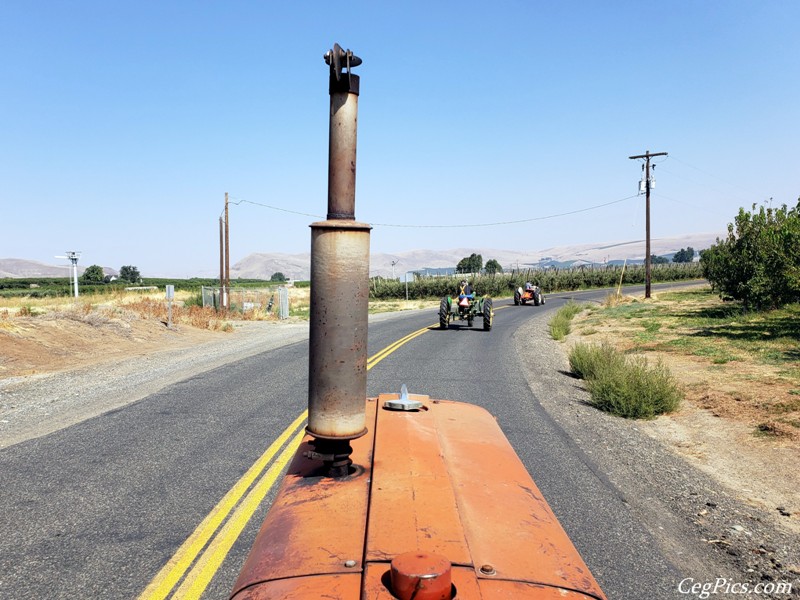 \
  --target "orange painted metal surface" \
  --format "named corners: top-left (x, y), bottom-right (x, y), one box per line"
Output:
top-left (230, 395), bottom-right (607, 599)
top-left (390, 552), bottom-right (452, 600)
